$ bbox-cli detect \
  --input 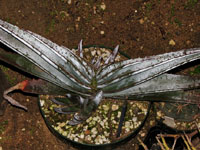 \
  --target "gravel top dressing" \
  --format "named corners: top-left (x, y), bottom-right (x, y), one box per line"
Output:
top-left (40, 95), bottom-right (149, 145)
